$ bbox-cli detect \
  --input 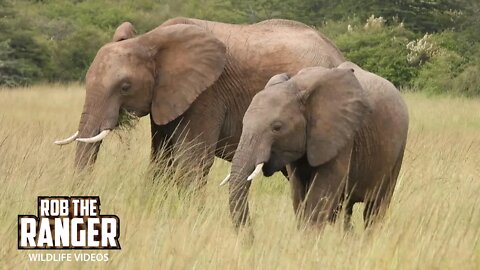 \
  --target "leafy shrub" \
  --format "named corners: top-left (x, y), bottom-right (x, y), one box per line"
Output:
top-left (50, 26), bottom-right (109, 82)
top-left (364, 14), bottom-right (386, 29)
top-left (451, 65), bottom-right (480, 97)
top-left (412, 50), bottom-right (465, 95)
top-left (406, 34), bottom-right (438, 66)
top-left (412, 30), bottom-right (480, 96)
top-left (0, 40), bottom-right (33, 87)
top-left (0, 34), bottom-right (51, 87)
top-left (414, 54), bottom-right (480, 97)
top-left (0, 1), bottom-right (52, 86)
top-left (332, 20), bottom-right (417, 88)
